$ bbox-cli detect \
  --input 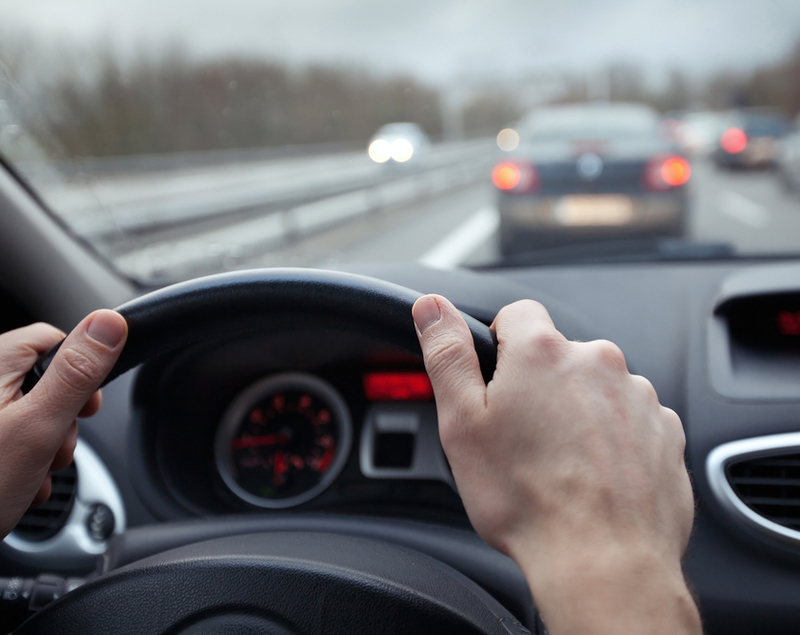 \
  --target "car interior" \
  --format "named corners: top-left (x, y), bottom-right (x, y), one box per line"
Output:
top-left (3, 156), bottom-right (800, 633)
top-left (2, 1), bottom-right (800, 633)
